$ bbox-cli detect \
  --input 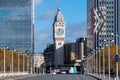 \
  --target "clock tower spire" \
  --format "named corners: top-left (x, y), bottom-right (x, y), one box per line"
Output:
top-left (53, 8), bottom-right (65, 67)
